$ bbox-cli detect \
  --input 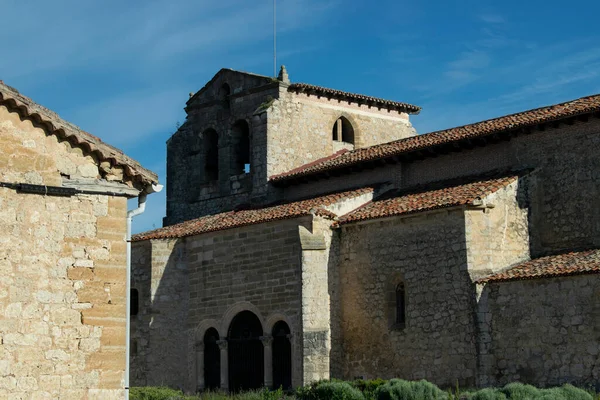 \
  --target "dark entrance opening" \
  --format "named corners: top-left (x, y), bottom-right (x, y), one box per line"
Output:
top-left (272, 321), bottom-right (292, 390)
top-left (204, 328), bottom-right (220, 390)
top-left (228, 311), bottom-right (264, 391)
